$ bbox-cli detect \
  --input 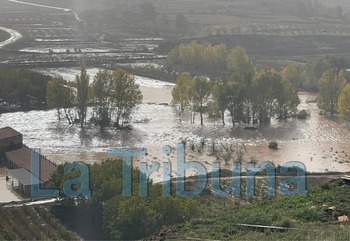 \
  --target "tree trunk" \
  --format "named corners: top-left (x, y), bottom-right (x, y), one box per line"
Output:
top-left (230, 110), bottom-right (235, 127)
top-left (116, 115), bottom-right (120, 129)
top-left (80, 111), bottom-right (84, 128)
top-left (221, 111), bottom-right (225, 125)
top-left (57, 109), bottom-right (61, 121)
top-left (200, 111), bottom-right (203, 125)
top-left (64, 109), bottom-right (72, 125)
